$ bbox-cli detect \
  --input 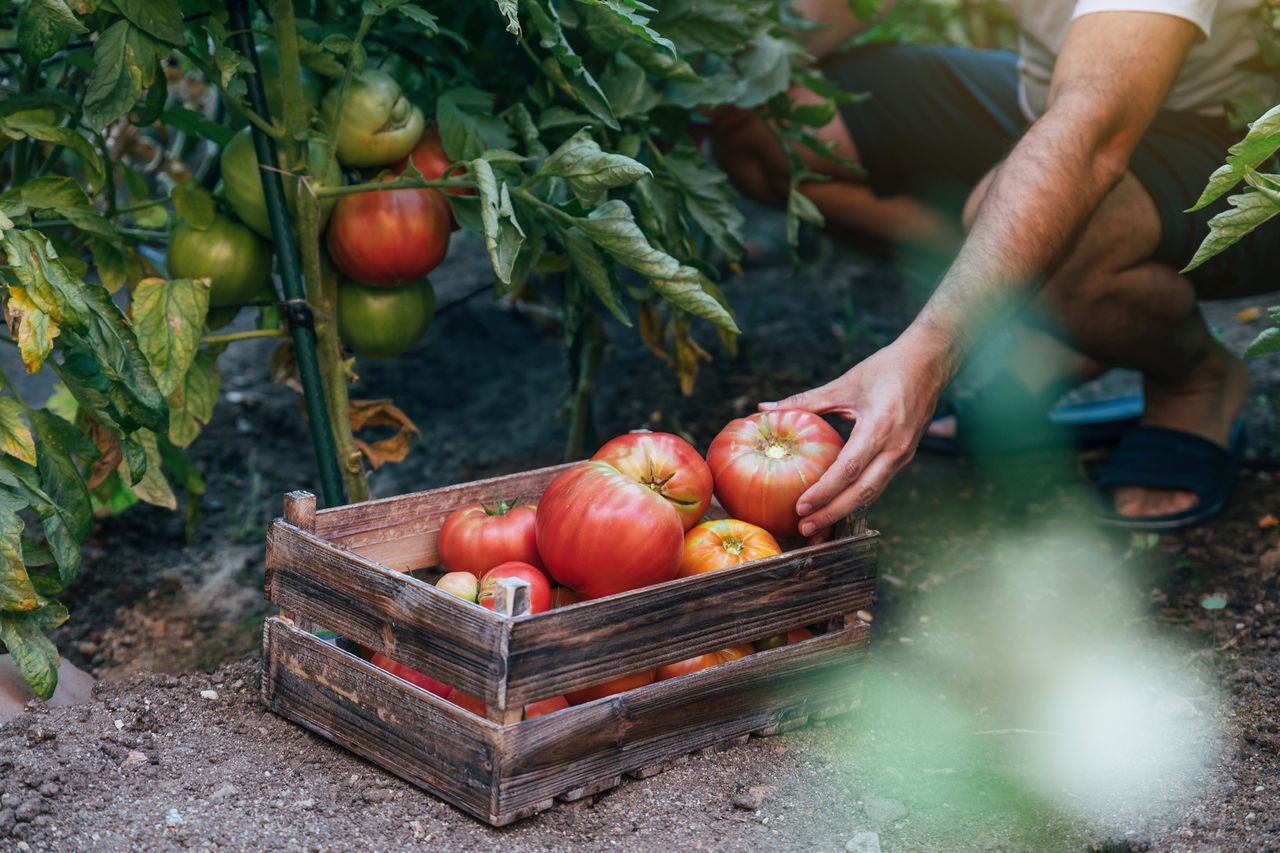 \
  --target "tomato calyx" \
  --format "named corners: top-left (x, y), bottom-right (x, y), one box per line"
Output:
top-left (755, 426), bottom-right (797, 461)
top-left (480, 496), bottom-right (523, 517)
top-left (719, 536), bottom-right (746, 556)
